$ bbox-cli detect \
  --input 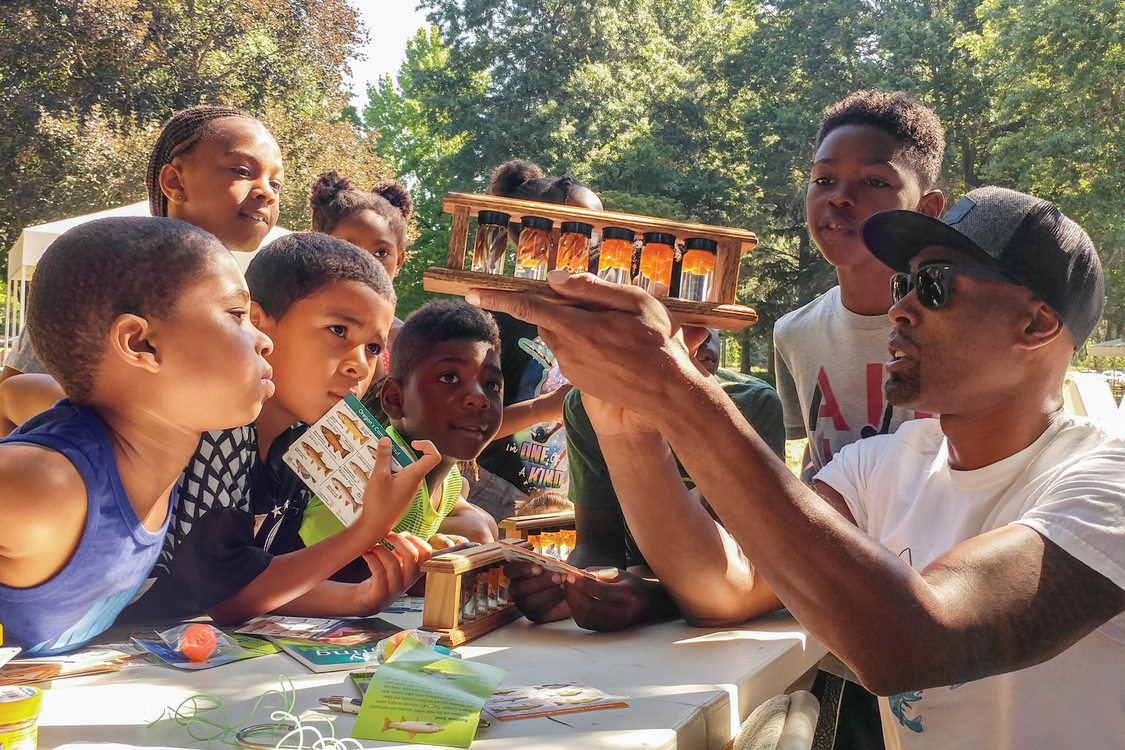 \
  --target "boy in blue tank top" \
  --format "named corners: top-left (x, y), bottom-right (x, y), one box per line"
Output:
top-left (0, 217), bottom-right (275, 655)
